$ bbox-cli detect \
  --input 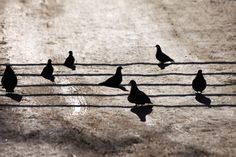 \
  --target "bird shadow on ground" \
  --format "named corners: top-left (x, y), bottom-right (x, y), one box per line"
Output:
top-left (6, 93), bottom-right (23, 102)
top-left (157, 63), bottom-right (171, 70)
top-left (195, 93), bottom-right (211, 107)
top-left (130, 105), bottom-right (153, 122)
